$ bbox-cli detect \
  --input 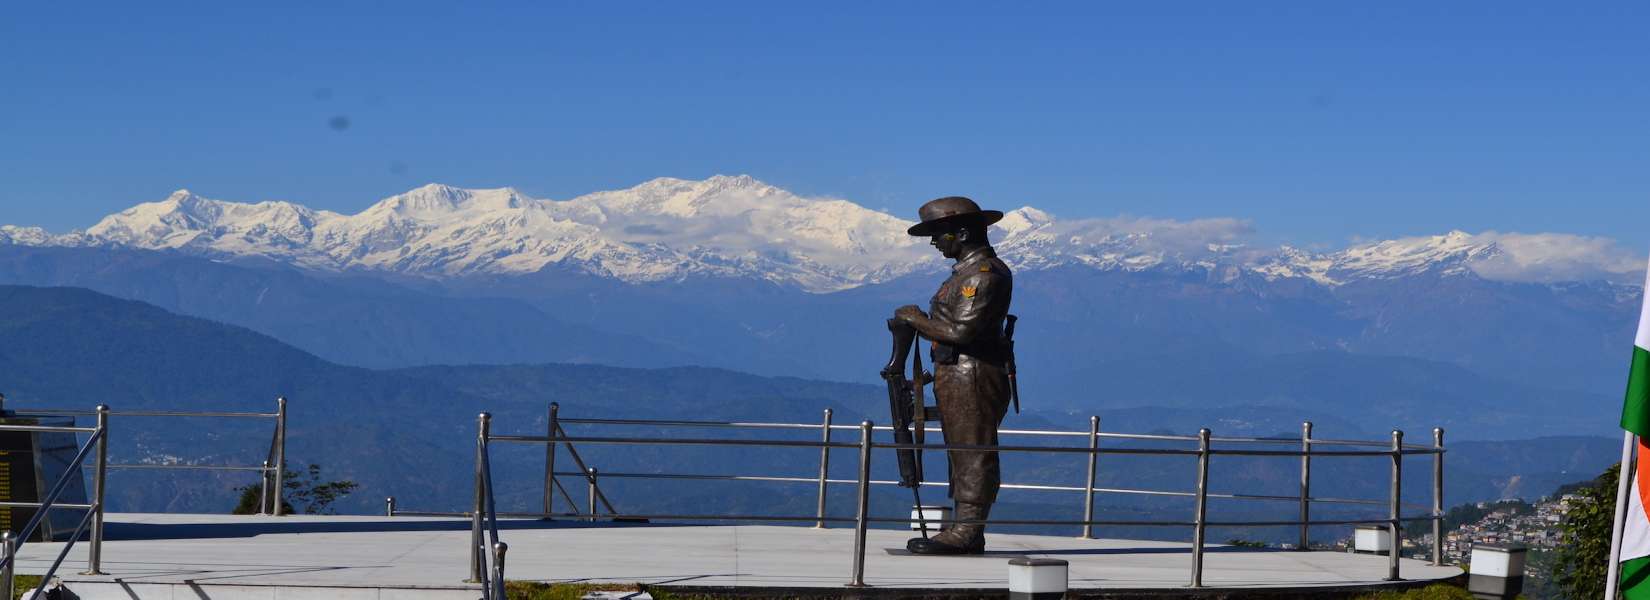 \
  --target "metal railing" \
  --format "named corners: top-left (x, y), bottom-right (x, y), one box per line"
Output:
top-left (466, 404), bottom-right (1447, 589)
top-left (0, 408), bottom-right (108, 599)
top-left (16, 397), bottom-right (289, 516)
top-left (469, 414), bottom-right (508, 600)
